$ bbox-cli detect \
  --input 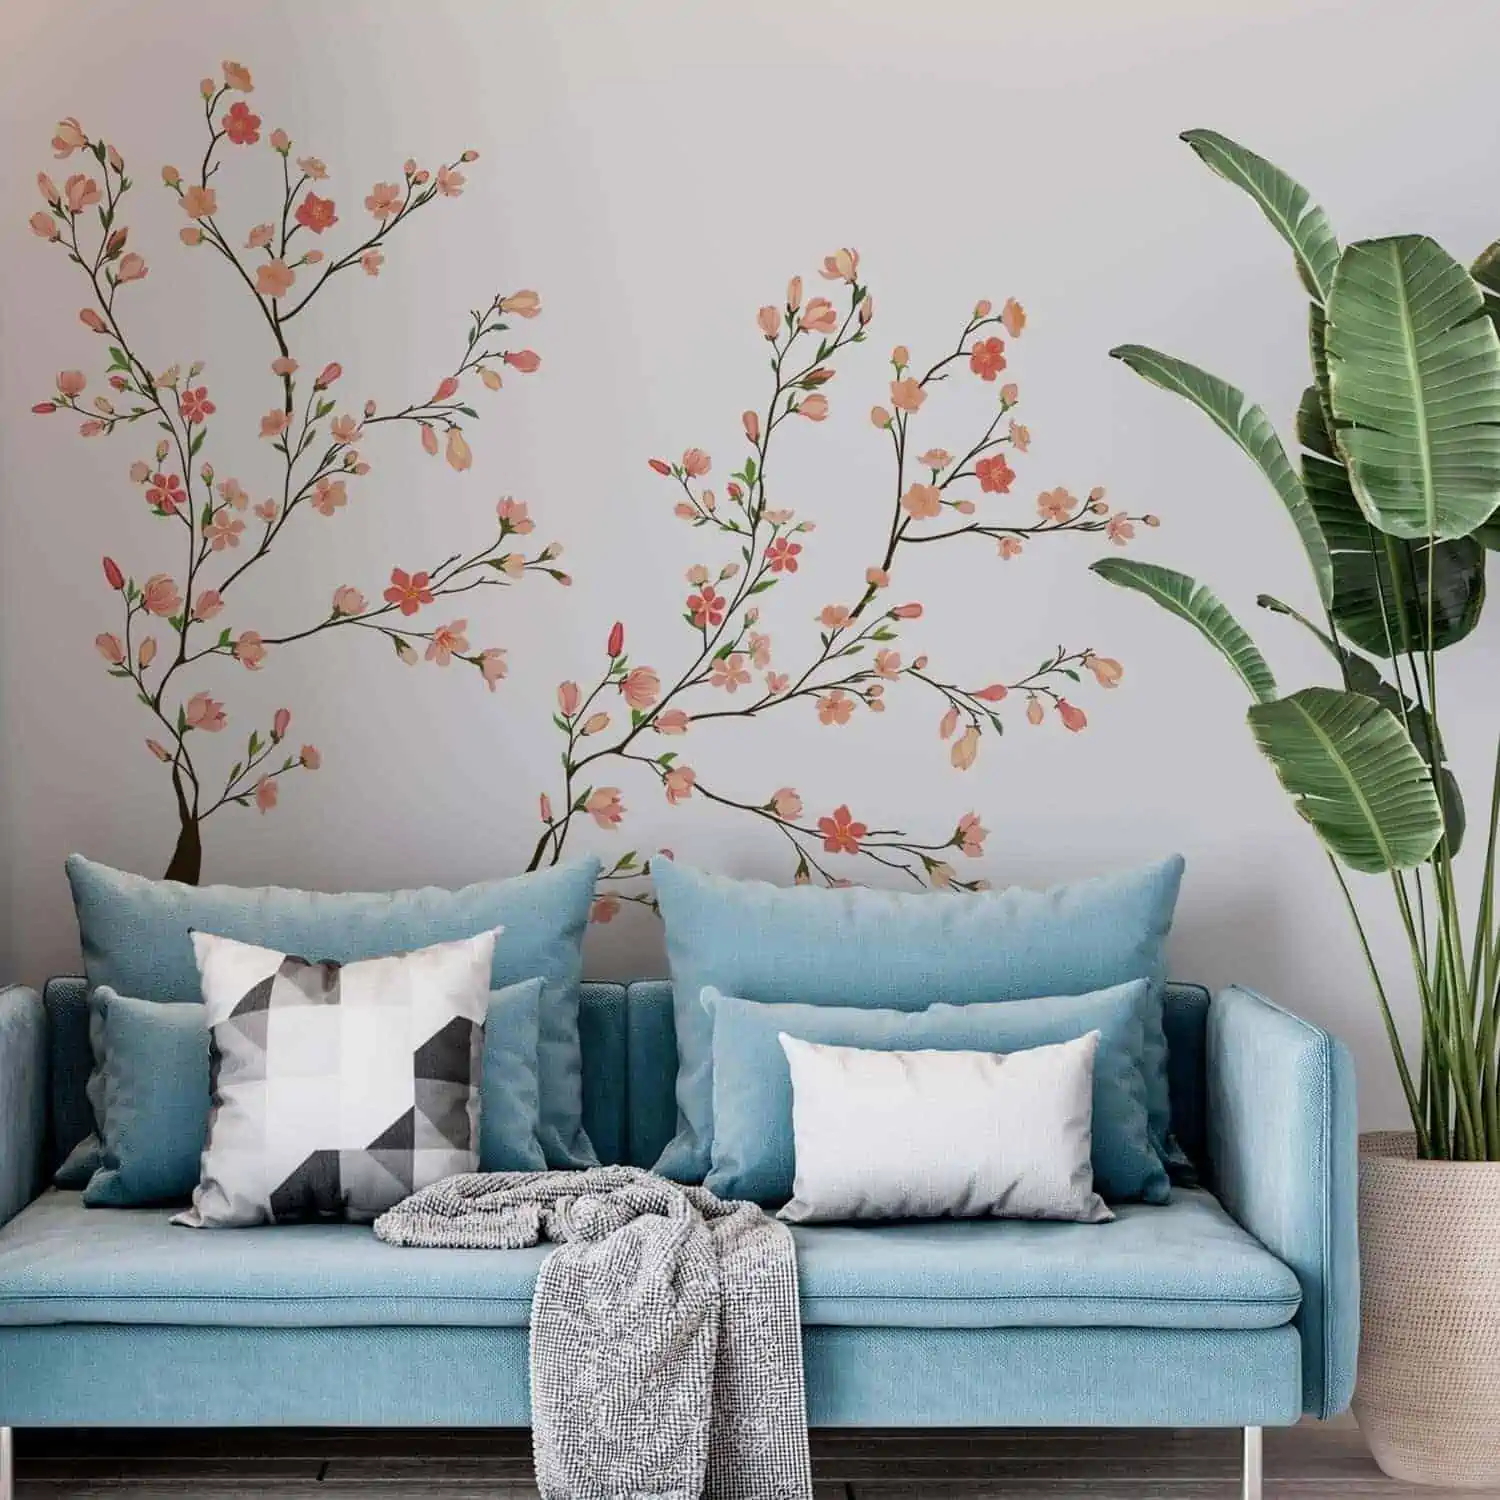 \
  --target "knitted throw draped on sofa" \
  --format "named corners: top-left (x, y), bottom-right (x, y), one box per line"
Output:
top-left (374, 1166), bottom-right (813, 1500)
